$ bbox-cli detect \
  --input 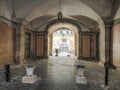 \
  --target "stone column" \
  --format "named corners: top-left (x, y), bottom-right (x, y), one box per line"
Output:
top-left (44, 32), bottom-right (48, 58)
top-left (49, 34), bottom-right (53, 56)
top-left (104, 21), bottom-right (113, 63)
top-left (78, 32), bottom-right (82, 59)
top-left (31, 32), bottom-right (36, 58)
top-left (74, 34), bottom-right (77, 56)
top-left (13, 23), bottom-right (21, 64)
top-left (90, 34), bottom-right (96, 59)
